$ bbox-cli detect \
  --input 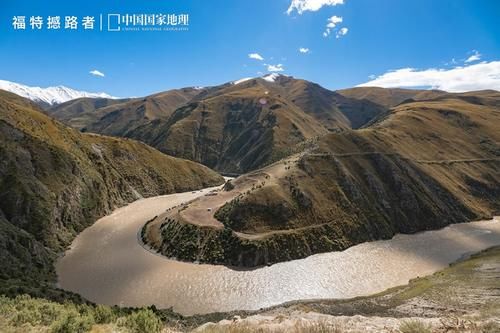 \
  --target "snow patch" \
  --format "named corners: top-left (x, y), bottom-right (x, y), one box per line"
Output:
top-left (232, 77), bottom-right (253, 85)
top-left (262, 73), bottom-right (281, 82)
top-left (0, 79), bottom-right (118, 105)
